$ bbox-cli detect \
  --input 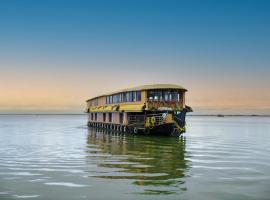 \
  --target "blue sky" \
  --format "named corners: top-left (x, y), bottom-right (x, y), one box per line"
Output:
top-left (0, 0), bottom-right (269, 114)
